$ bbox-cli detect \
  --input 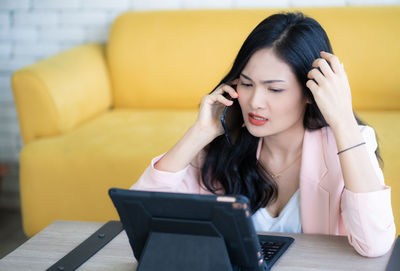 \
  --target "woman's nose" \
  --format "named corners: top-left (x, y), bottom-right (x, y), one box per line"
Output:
top-left (249, 86), bottom-right (267, 110)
